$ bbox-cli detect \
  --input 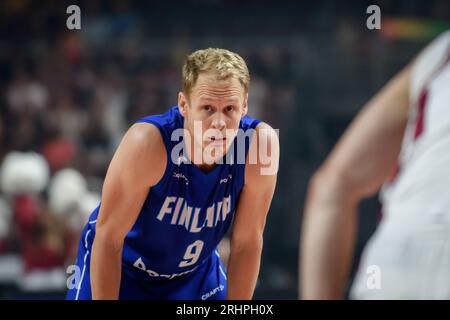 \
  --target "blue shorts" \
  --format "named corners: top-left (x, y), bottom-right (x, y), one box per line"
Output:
top-left (66, 228), bottom-right (227, 300)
